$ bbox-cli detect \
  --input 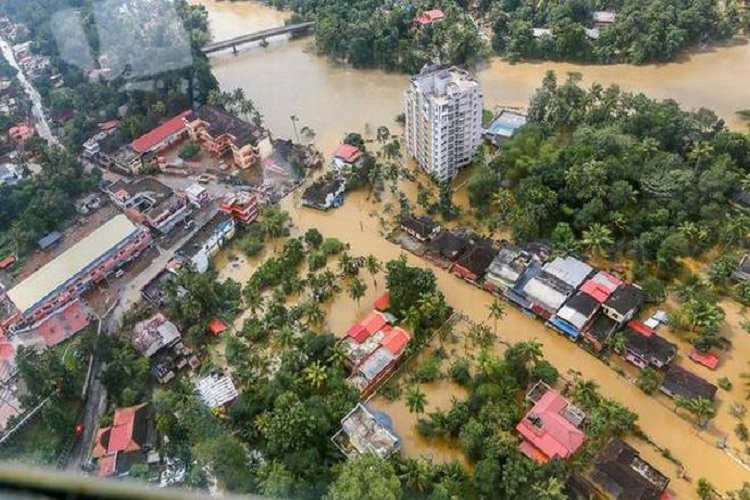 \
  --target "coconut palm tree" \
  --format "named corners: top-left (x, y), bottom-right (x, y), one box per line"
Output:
top-left (303, 360), bottom-right (327, 389)
top-left (687, 140), bottom-right (714, 172)
top-left (511, 340), bottom-right (542, 369)
top-left (531, 477), bottom-right (567, 500)
top-left (338, 252), bottom-right (357, 276)
top-left (686, 397), bottom-right (717, 430)
top-left (571, 378), bottom-right (601, 410)
top-left (303, 301), bottom-right (326, 328)
top-left (376, 125), bottom-right (391, 144)
top-left (582, 223), bottom-right (614, 258)
top-left (243, 284), bottom-right (265, 315)
top-left (397, 458), bottom-right (431, 494)
top-left (382, 139), bottom-right (401, 162)
top-left (276, 324), bottom-right (296, 349)
top-left (406, 385), bottom-right (427, 416)
top-left (491, 189), bottom-right (514, 217)
top-left (364, 254), bottom-right (382, 287)
top-left (487, 298), bottom-right (506, 336)
top-left (327, 343), bottom-right (348, 370)
top-left (742, 369), bottom-right (750, 400)
top-left (348, 277), bottom-right (367, 307)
